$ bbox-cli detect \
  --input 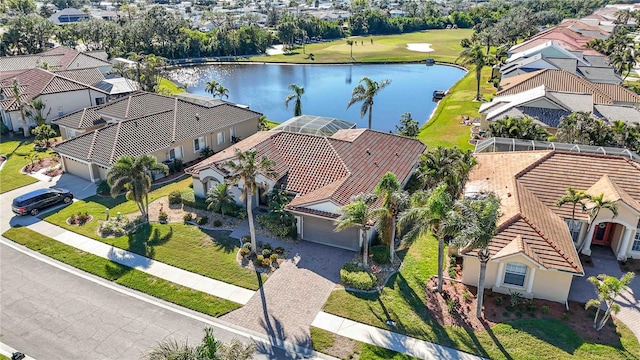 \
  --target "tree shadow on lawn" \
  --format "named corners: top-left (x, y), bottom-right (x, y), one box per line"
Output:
top-left (203, 229), bottom-right (238, 254)
top-left (507, 318), bottom-right (585, 355)
top-left (127, 224), bottom-right (174, 259)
